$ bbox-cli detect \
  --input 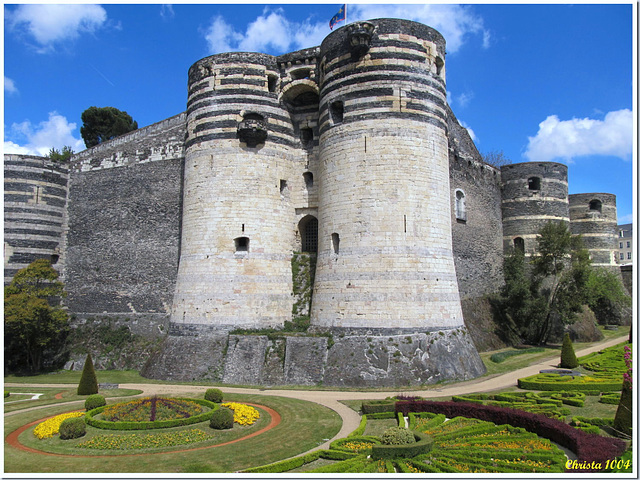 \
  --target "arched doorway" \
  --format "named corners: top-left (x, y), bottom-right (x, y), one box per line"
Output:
top-left (298, 215), bottom-right (318, 253)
